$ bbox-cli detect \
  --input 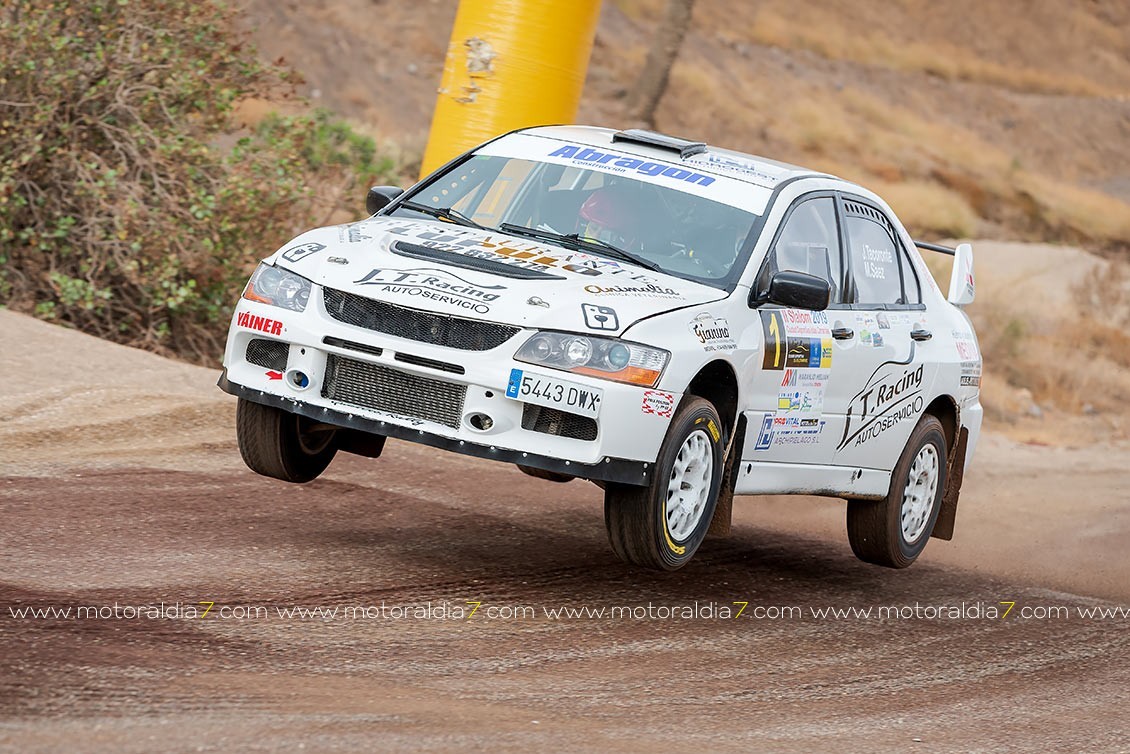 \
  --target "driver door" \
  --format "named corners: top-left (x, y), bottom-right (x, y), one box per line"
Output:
top-left (741, 194), bottom-right (847, 466)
